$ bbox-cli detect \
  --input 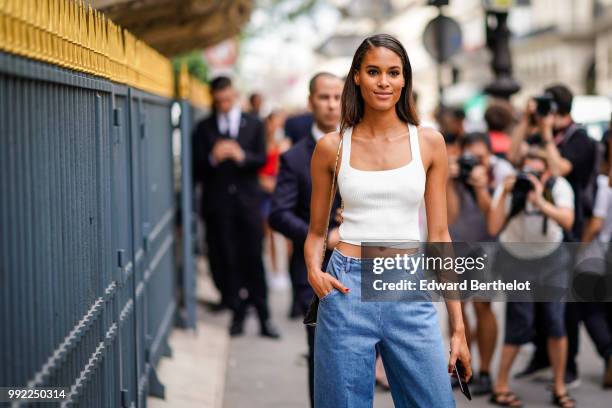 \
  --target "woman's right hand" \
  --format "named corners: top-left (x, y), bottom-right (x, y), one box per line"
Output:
top-left (308, 269), bottom-right (349, 299)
